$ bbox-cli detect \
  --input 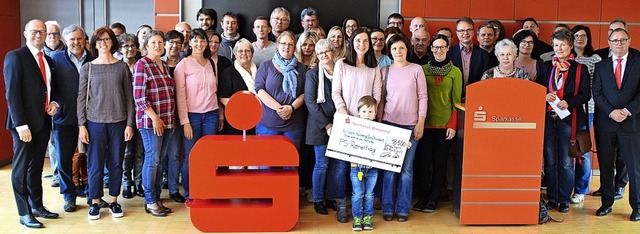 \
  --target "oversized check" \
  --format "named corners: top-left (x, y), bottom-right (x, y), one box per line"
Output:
top-left (326, 113), bottom-right (412, 173)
